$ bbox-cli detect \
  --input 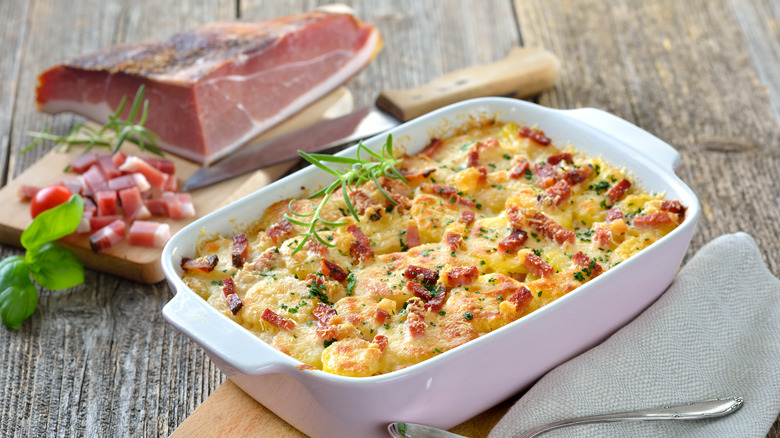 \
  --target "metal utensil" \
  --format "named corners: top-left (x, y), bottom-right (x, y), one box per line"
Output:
top-left (387, 397), bottom-right (744, 438)
top-left (182, 46), bottom-right (560, 191)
